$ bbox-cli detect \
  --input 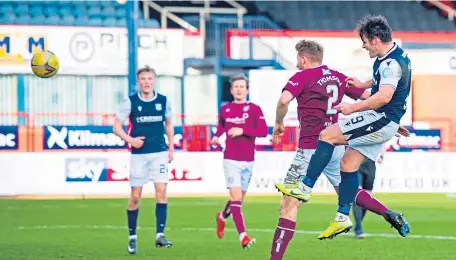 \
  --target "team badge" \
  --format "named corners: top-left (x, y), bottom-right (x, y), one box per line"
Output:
top-left (155, 103), bottom-right (162, 111)
top-left (322, 69), bottom-right (331, 75)
top-left (243, 105), bottom-right (250, 112)
top-left (138, 106), bottom-right (142, 112)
